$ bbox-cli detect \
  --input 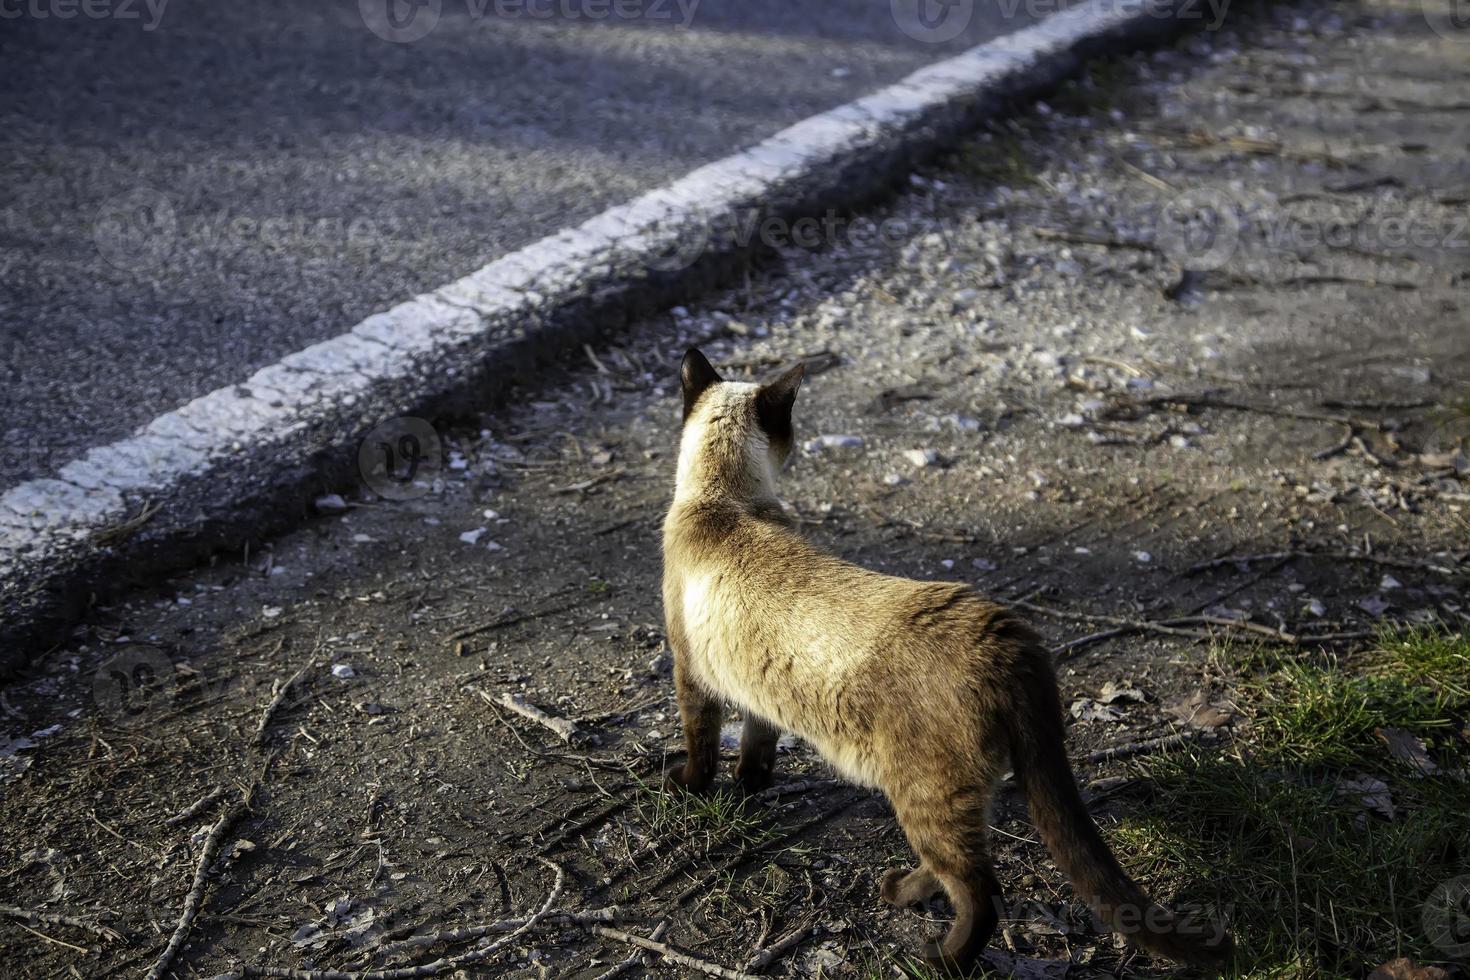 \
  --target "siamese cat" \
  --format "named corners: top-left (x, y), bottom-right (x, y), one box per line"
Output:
top-left (660, 349), bottom-right (1232, 972)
